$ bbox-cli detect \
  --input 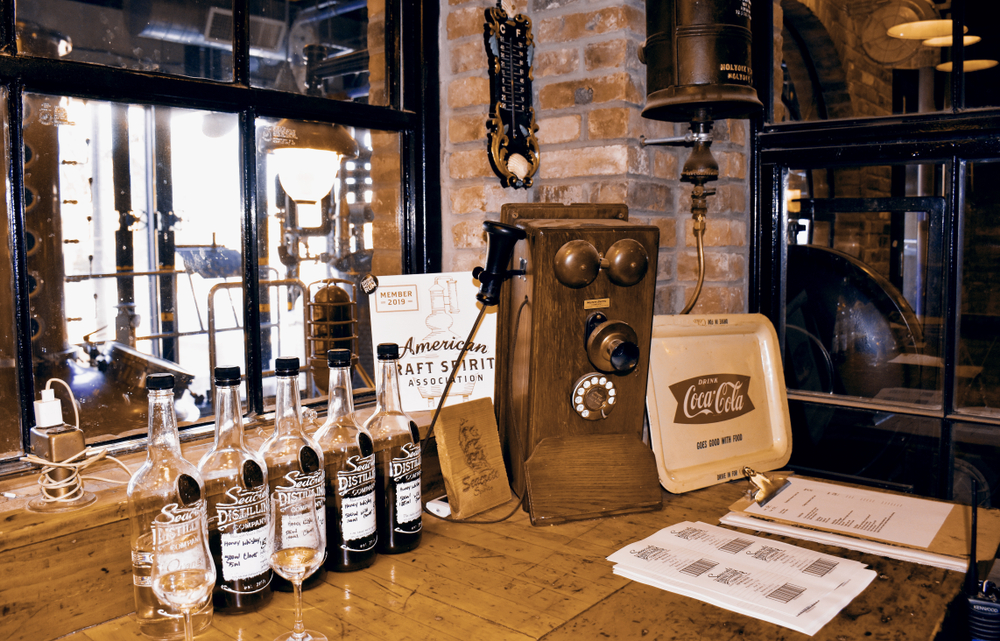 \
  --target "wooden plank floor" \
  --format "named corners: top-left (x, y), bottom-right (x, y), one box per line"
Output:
top-left (60, 481), bottom-right (966, 641)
